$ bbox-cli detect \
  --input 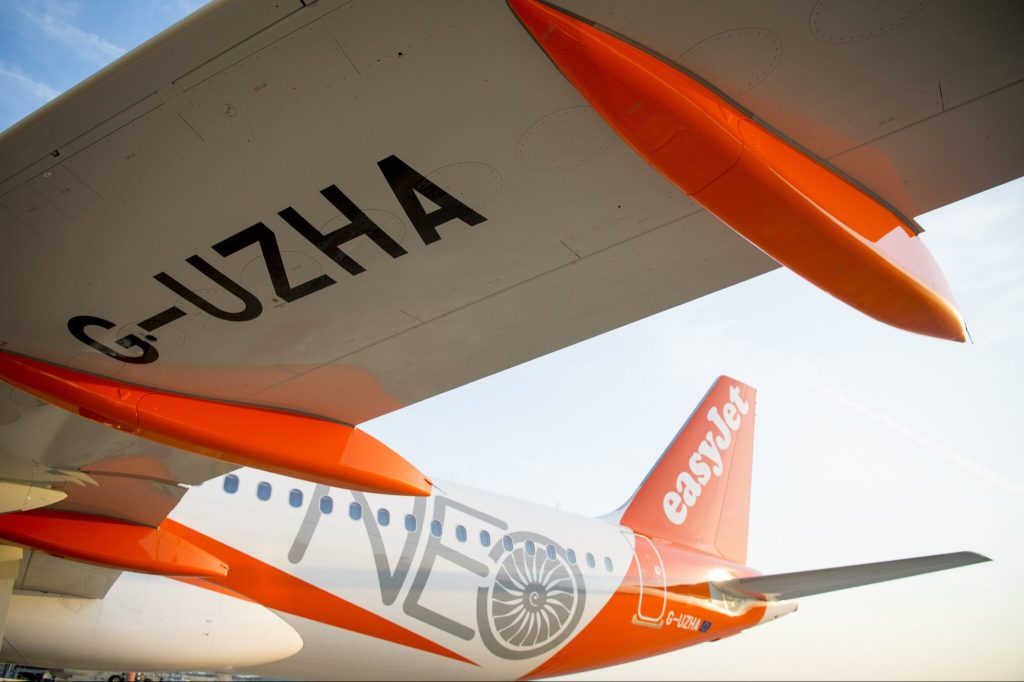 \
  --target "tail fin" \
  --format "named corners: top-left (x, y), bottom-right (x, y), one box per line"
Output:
top-left (615, 376), bottom-right (756, 564)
